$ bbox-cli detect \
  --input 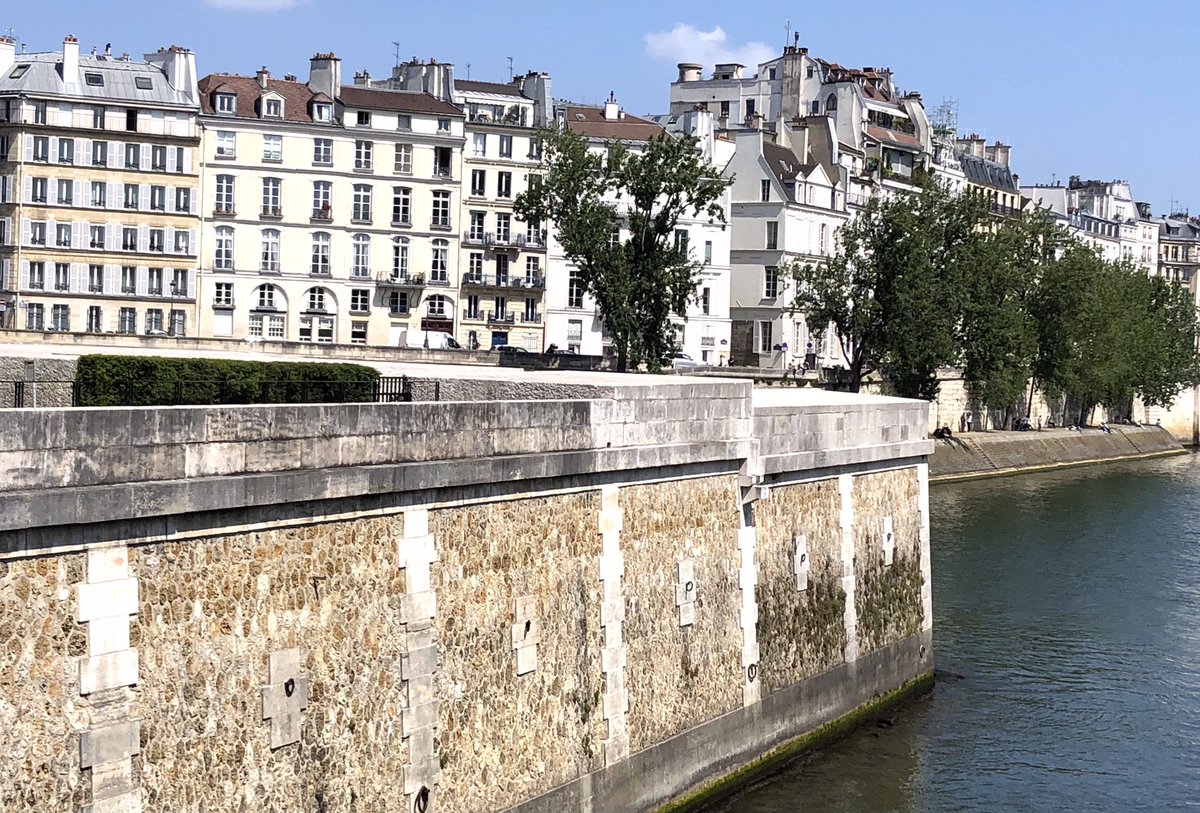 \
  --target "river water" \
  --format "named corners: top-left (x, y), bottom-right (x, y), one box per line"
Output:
top-left (714, 455), bottom-right (1200, 812)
